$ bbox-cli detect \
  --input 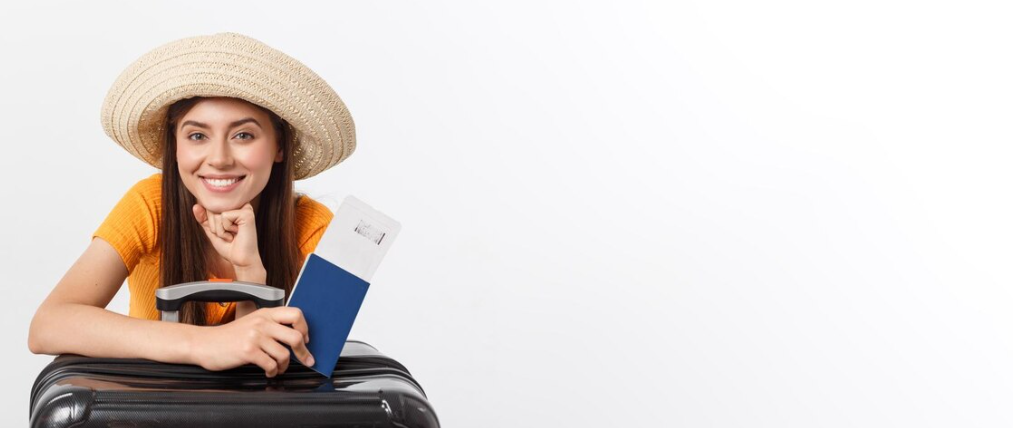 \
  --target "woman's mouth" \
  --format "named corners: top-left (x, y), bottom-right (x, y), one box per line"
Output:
top-left (200, 175), bottom-right (246, 193)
